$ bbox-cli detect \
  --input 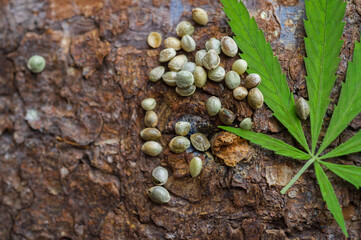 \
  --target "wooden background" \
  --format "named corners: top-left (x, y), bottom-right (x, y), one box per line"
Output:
top-left (0, 0), bottom-right (360, 239)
